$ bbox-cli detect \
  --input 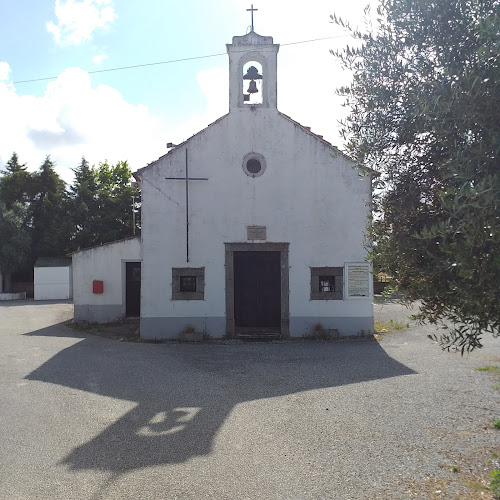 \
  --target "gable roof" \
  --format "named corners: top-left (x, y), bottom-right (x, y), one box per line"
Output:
top-left (134, 113), bottom-right (230, 179)
top-left (69, 236), bottom-right (140, 256)
top-left (134, 110), bottom-right (376, 180)
top-left (277, 111), bottom-right (344, 155)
